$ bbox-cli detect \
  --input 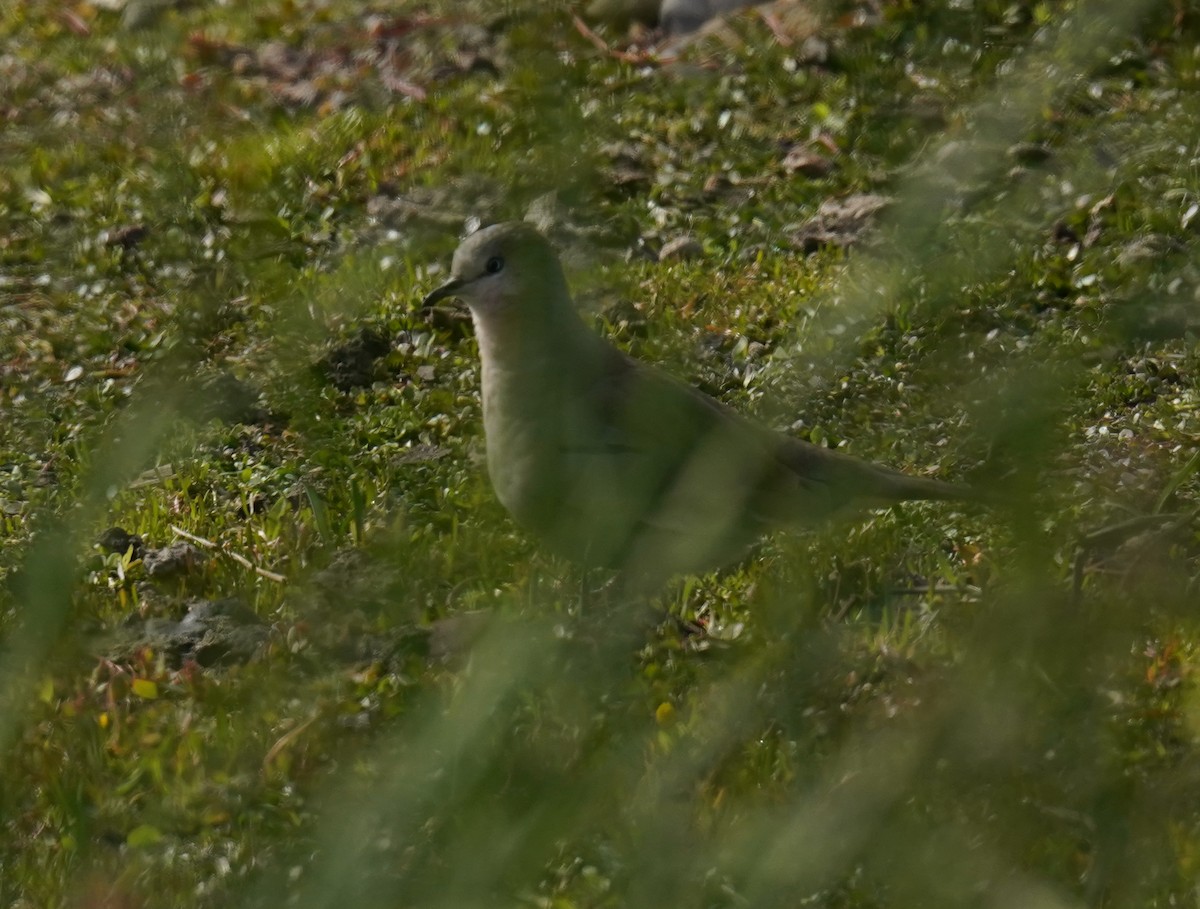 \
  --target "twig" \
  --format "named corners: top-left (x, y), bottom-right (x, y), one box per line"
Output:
top-left (1071, 509), bottom-right (1199, 603)
top-left (170, 525), bottom-right (216, 548)
top-left (128, 463), bottom-right (176, 489)
top-left (758, 10), bottom-right (793, 46)
top-left (170, 524), bottom-right (287, 584)
top-left (262, 713), bottom-right (319, 775)
top-left (570, 13), bottom-right (674, 65)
